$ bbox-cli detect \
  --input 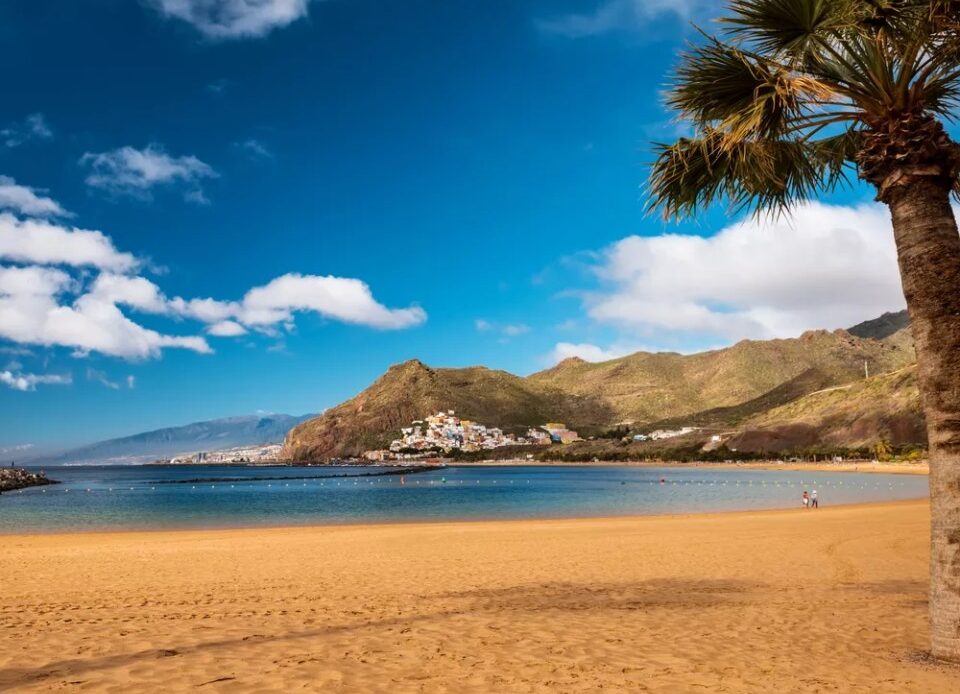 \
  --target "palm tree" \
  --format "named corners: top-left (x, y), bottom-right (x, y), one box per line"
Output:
top-left (649, 0), bottom-right (960, 661)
